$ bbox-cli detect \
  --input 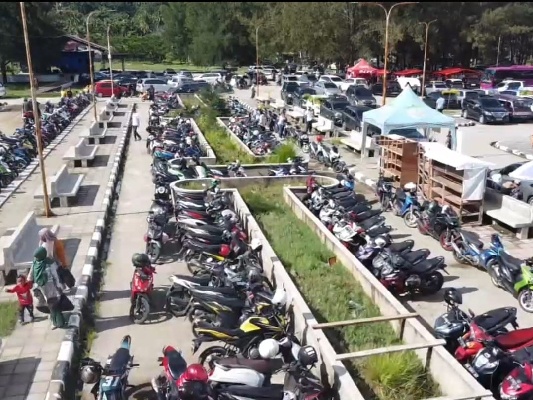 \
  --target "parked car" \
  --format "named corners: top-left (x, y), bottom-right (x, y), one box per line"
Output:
top-left (168, 75), bottom-right (194, 88)
top-left (163, 68), bottom-right (177, 76)
top-left (346, 86), bottom-right (377, 107)
top-left (486, 161), bottom-right (533, 204)
top-left (173, 82), bottom-right (210, 93)
top-left (487, 161), bottom-right (527, 191)
top-left (136, 78), bottom-right (171, 93)
top-left (463, 76), bottom-right (480, 89)
top-left (298, 73), bottom-right (317, 86)
top-left (496, 94), bottom-right (533, 122)
top-left (424, 91), bottom-right (460, 109)
top-left (0, 83), bottom-right (6, 98)
top-left (318, 74), bottom-right (344, 88)
top-left (281, 81), bottom-right (300, 105)
top-left (115, 77), bottom-right (137, 88)
top-left (455, 89), bottom-right (484, 109)
top-left (445, 79), bottom-right (463, 89)
top-left (497, 80), bottom-right (525, 92)
top-left (95, 80), bottom-right (127, 97)
top-left (320, 97), bottom-right (350, 126)
top-left (462, 96), bottom-right (510, 124)
top-left (371, 81), bottom-right (402, 97)
top-left (194, 72), bottom-right (223, 85)
top-left (340, 105), bottom-right (372, 131)
top-left (340, 78), bottom-right (368, 92)
top-left (314, 81), bottom-right (342, 96)
top-left (281, 74), bottom-right (298, 85)
top-left (424, 81), bottom-right (448, 95)
top-left (292, 87), bottom-right (317, 108)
